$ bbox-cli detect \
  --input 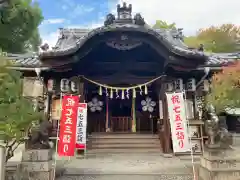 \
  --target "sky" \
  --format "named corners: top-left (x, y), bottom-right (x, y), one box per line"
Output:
top-left (38, 0), bottom-right (240, 48)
